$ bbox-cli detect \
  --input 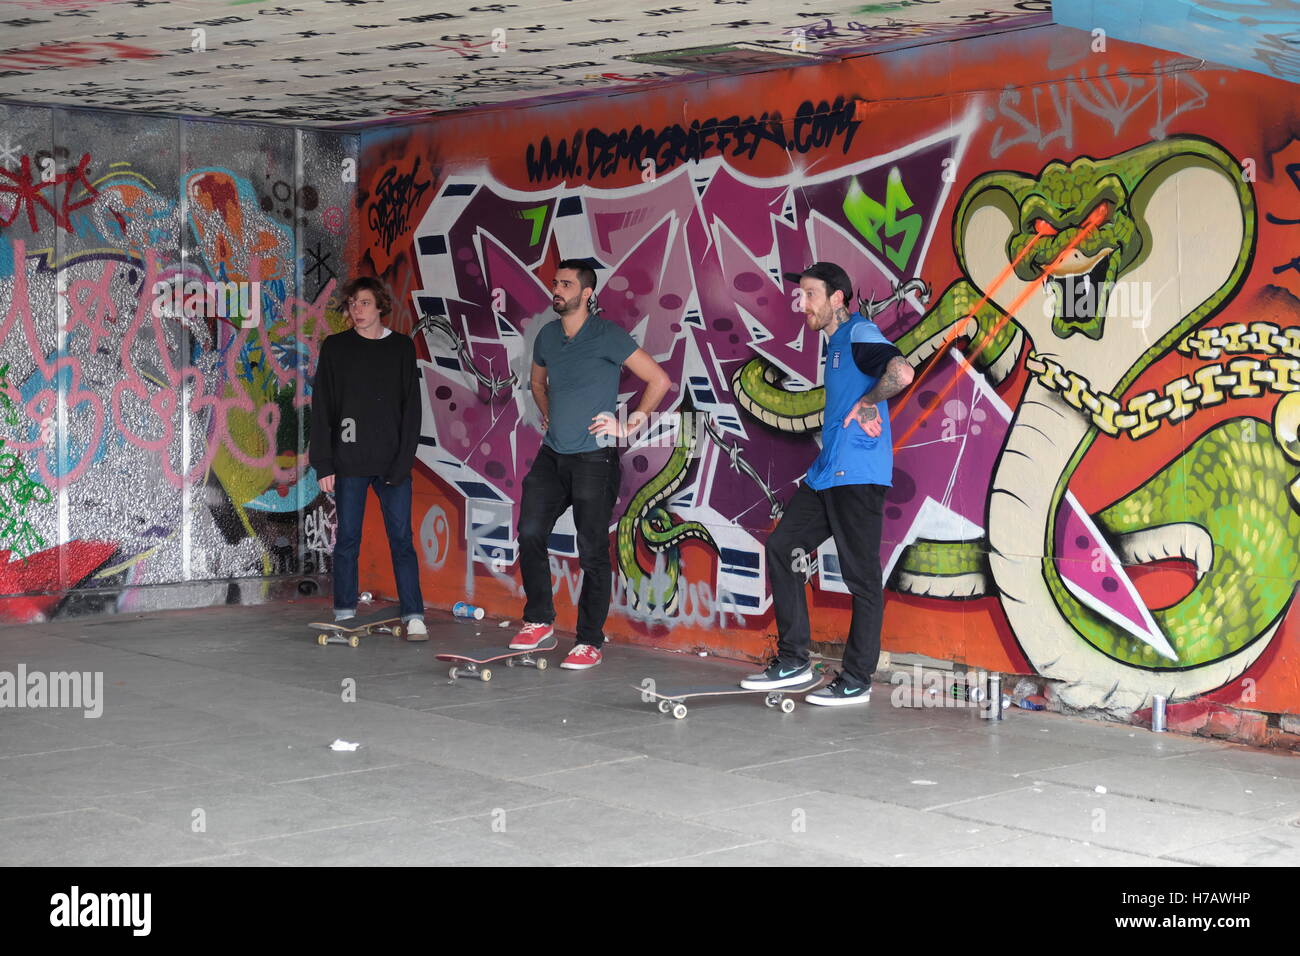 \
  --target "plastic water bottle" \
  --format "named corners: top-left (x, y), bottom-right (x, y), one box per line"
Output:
top-left (1011, 678), bottom-right (1044, 710)
top-left (453, 602), bottom-right (485, 620)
